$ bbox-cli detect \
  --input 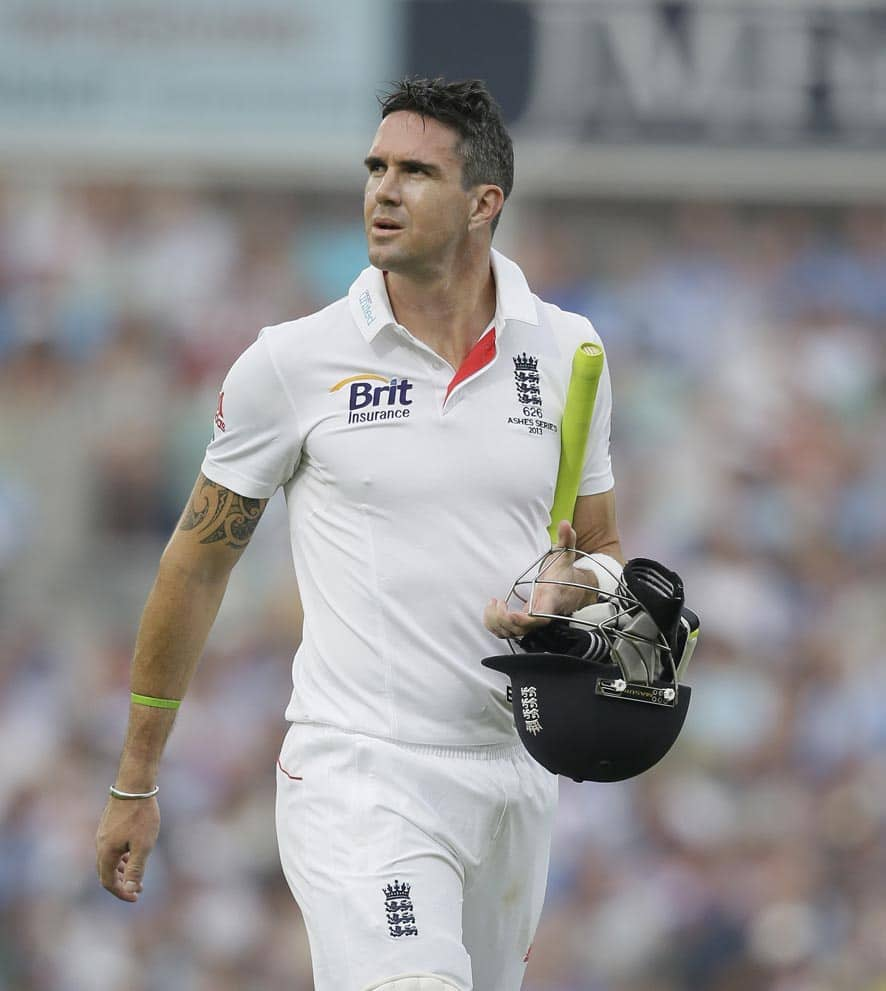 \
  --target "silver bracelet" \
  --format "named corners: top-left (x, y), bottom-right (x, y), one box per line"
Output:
top-left (109, 784), bottom-right (159, 800)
